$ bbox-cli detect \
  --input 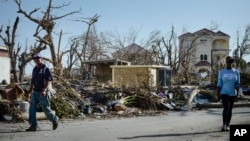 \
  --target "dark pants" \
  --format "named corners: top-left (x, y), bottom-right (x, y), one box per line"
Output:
top-left (221, 94), bottom-right (235, 126)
